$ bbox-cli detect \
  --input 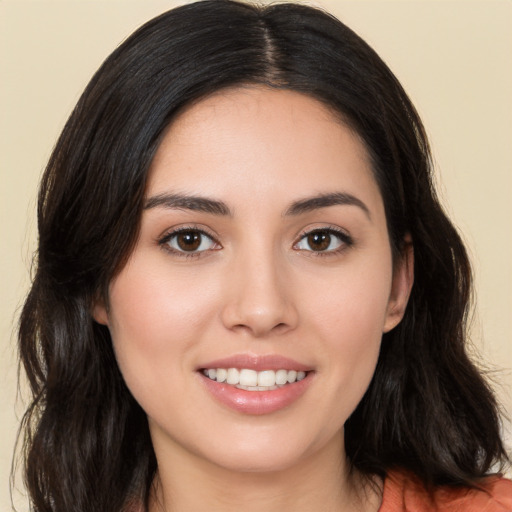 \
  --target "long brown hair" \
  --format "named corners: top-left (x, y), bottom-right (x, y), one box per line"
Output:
top-left (16, 1), bottom-right (508, 510)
